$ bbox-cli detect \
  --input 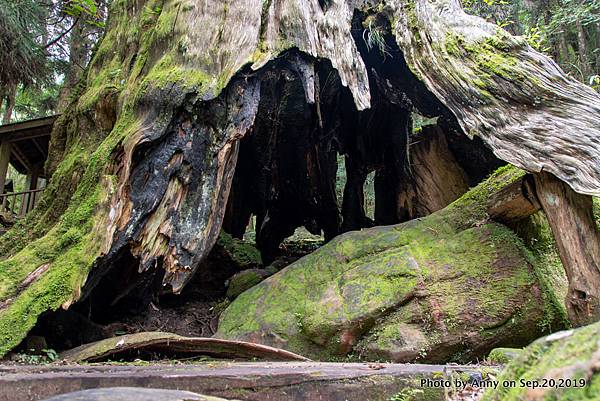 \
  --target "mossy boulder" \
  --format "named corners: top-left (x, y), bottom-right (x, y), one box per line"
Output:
top-left (215, 232), bottom-right (262, 269)
top-left (215, 167), bottom-right (568, 362)
top-left (483, 322), bottom-right (600, 401)
top-left (226, 269), bottom-right (272, 300)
